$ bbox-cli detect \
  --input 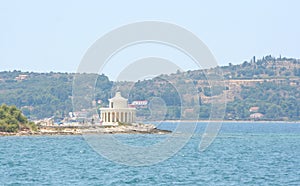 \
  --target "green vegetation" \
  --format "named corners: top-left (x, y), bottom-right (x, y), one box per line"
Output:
top-left (0, 71), bottom-right (112, 120)
top-left (226, 82), bottom-right (300, 120)
top-left (0, 104), bottom-right (37, 132)
top-left (0, 55), bottom-right (300, 121)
